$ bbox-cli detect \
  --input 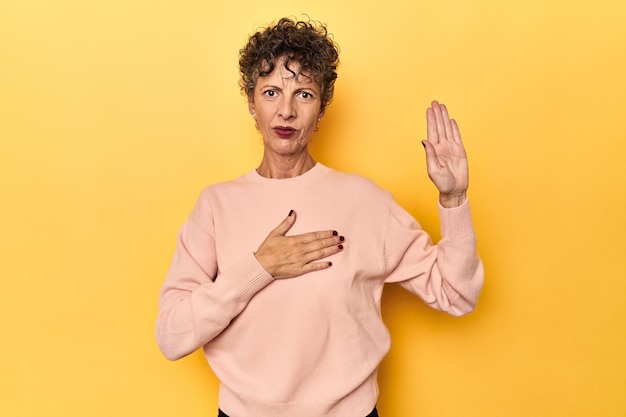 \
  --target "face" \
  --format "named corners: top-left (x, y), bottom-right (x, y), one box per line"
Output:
top-left (248, 57), bottom-right (324, 158)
